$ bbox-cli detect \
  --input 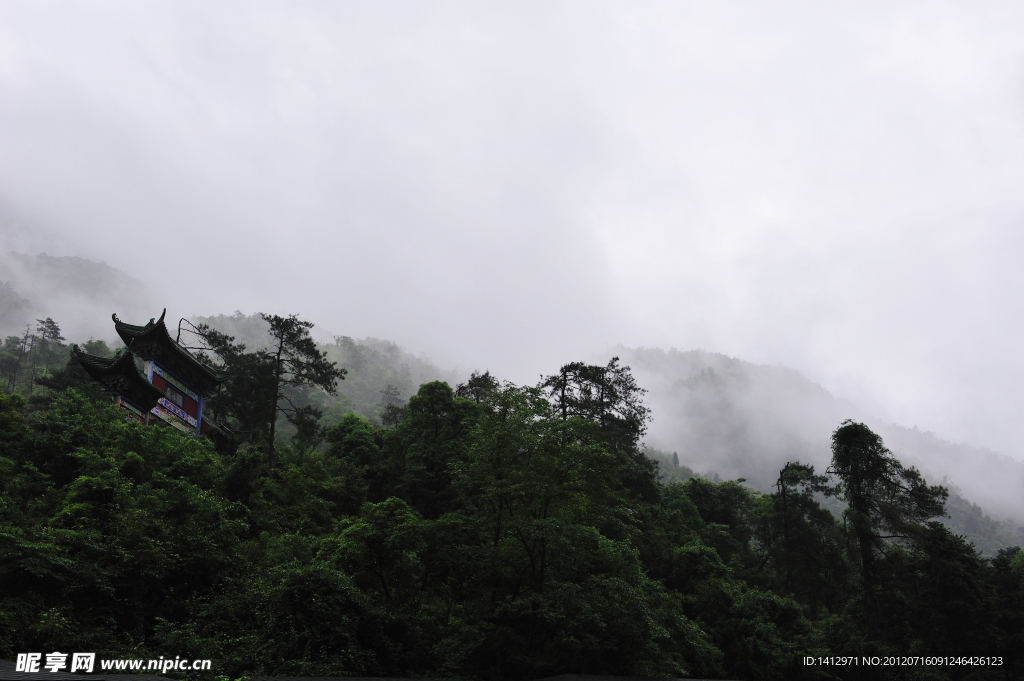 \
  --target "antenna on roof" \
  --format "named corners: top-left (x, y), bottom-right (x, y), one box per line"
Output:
top-left (176, 317), bottom-right (207, 350)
